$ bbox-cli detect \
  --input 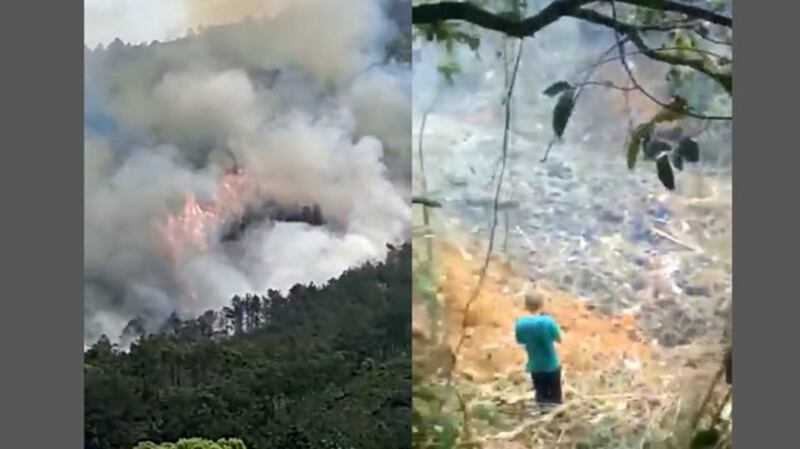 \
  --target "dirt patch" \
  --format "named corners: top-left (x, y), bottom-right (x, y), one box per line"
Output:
top-left (413, 235), bottom-right (725, 448)
top-left (430, 240), bottom-right (666, 389)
